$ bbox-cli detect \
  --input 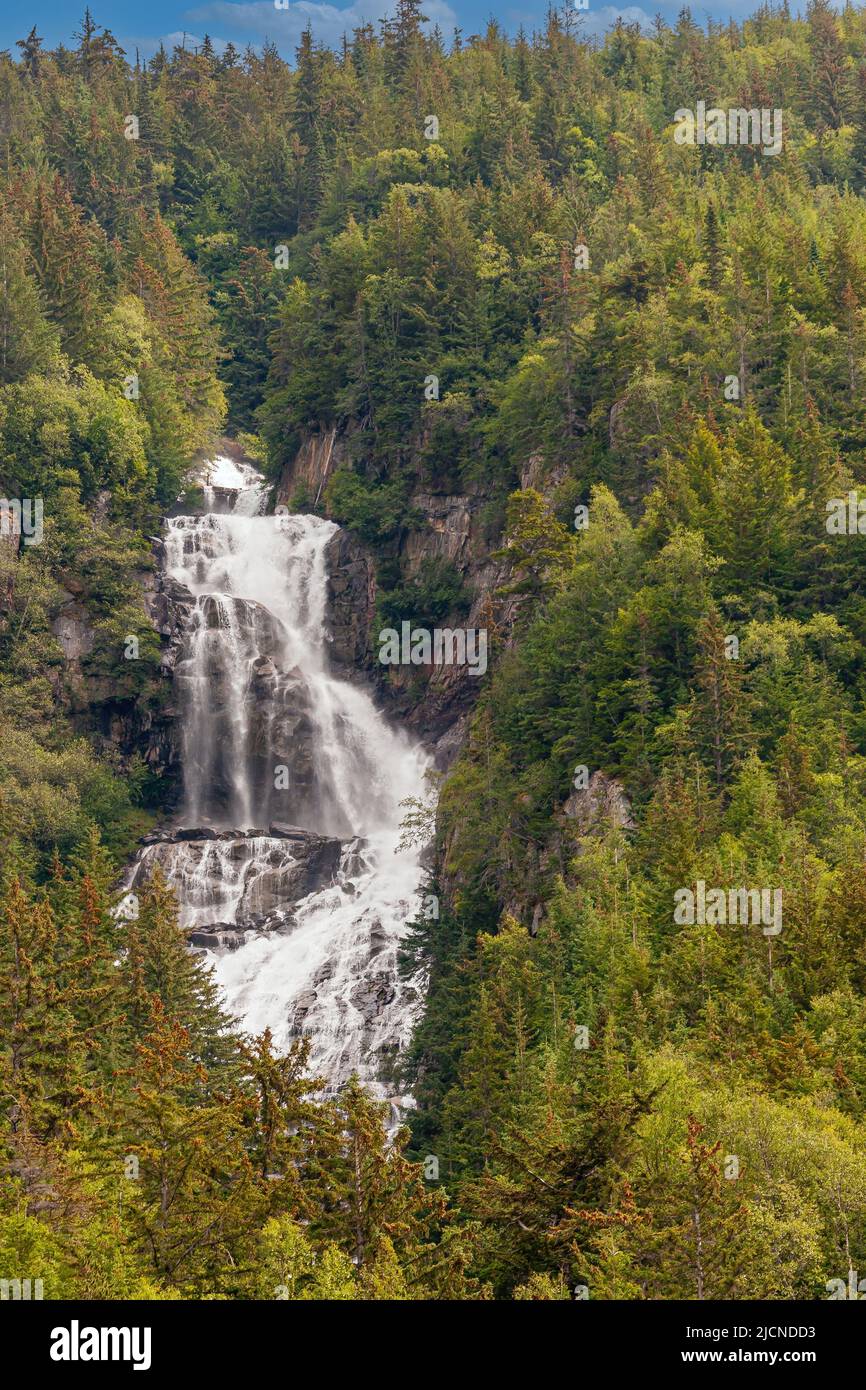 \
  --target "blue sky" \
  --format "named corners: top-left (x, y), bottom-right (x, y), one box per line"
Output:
top-left (0, 0), bottom-right (812, 61)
